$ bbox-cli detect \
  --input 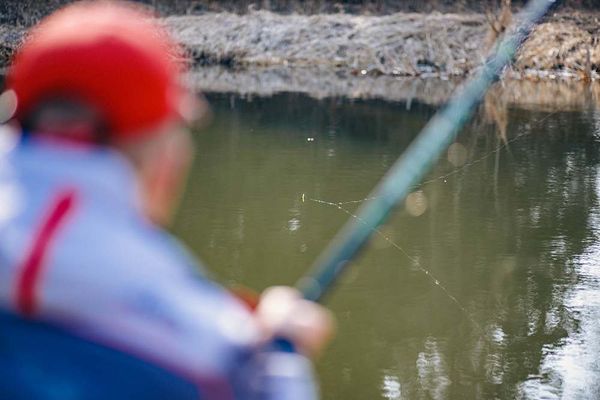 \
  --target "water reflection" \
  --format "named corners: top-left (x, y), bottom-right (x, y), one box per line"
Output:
top-left (524, 201), bottom-right (600, 399)
top-left (381, 372), bottom-right (402, 399)
top-left (416, 337), bottom-right (451, 399)
top-left (174, 93), bottom-right (600, 399)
